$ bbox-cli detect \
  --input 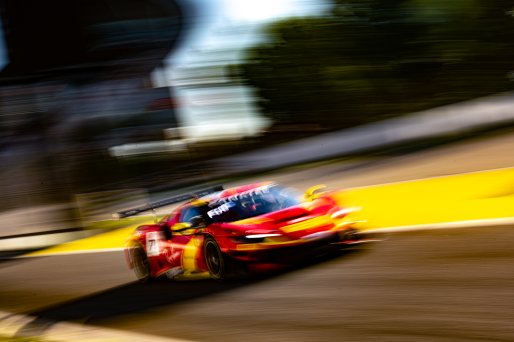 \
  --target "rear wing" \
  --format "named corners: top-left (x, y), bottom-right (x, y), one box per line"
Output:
top-left (115, 185), bottom-right (224, 219)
